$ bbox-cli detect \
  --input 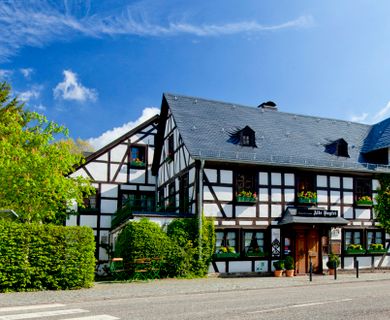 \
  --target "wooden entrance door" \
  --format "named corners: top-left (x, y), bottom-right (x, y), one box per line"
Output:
top-left (294, 228), bottom-right (320, 274)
